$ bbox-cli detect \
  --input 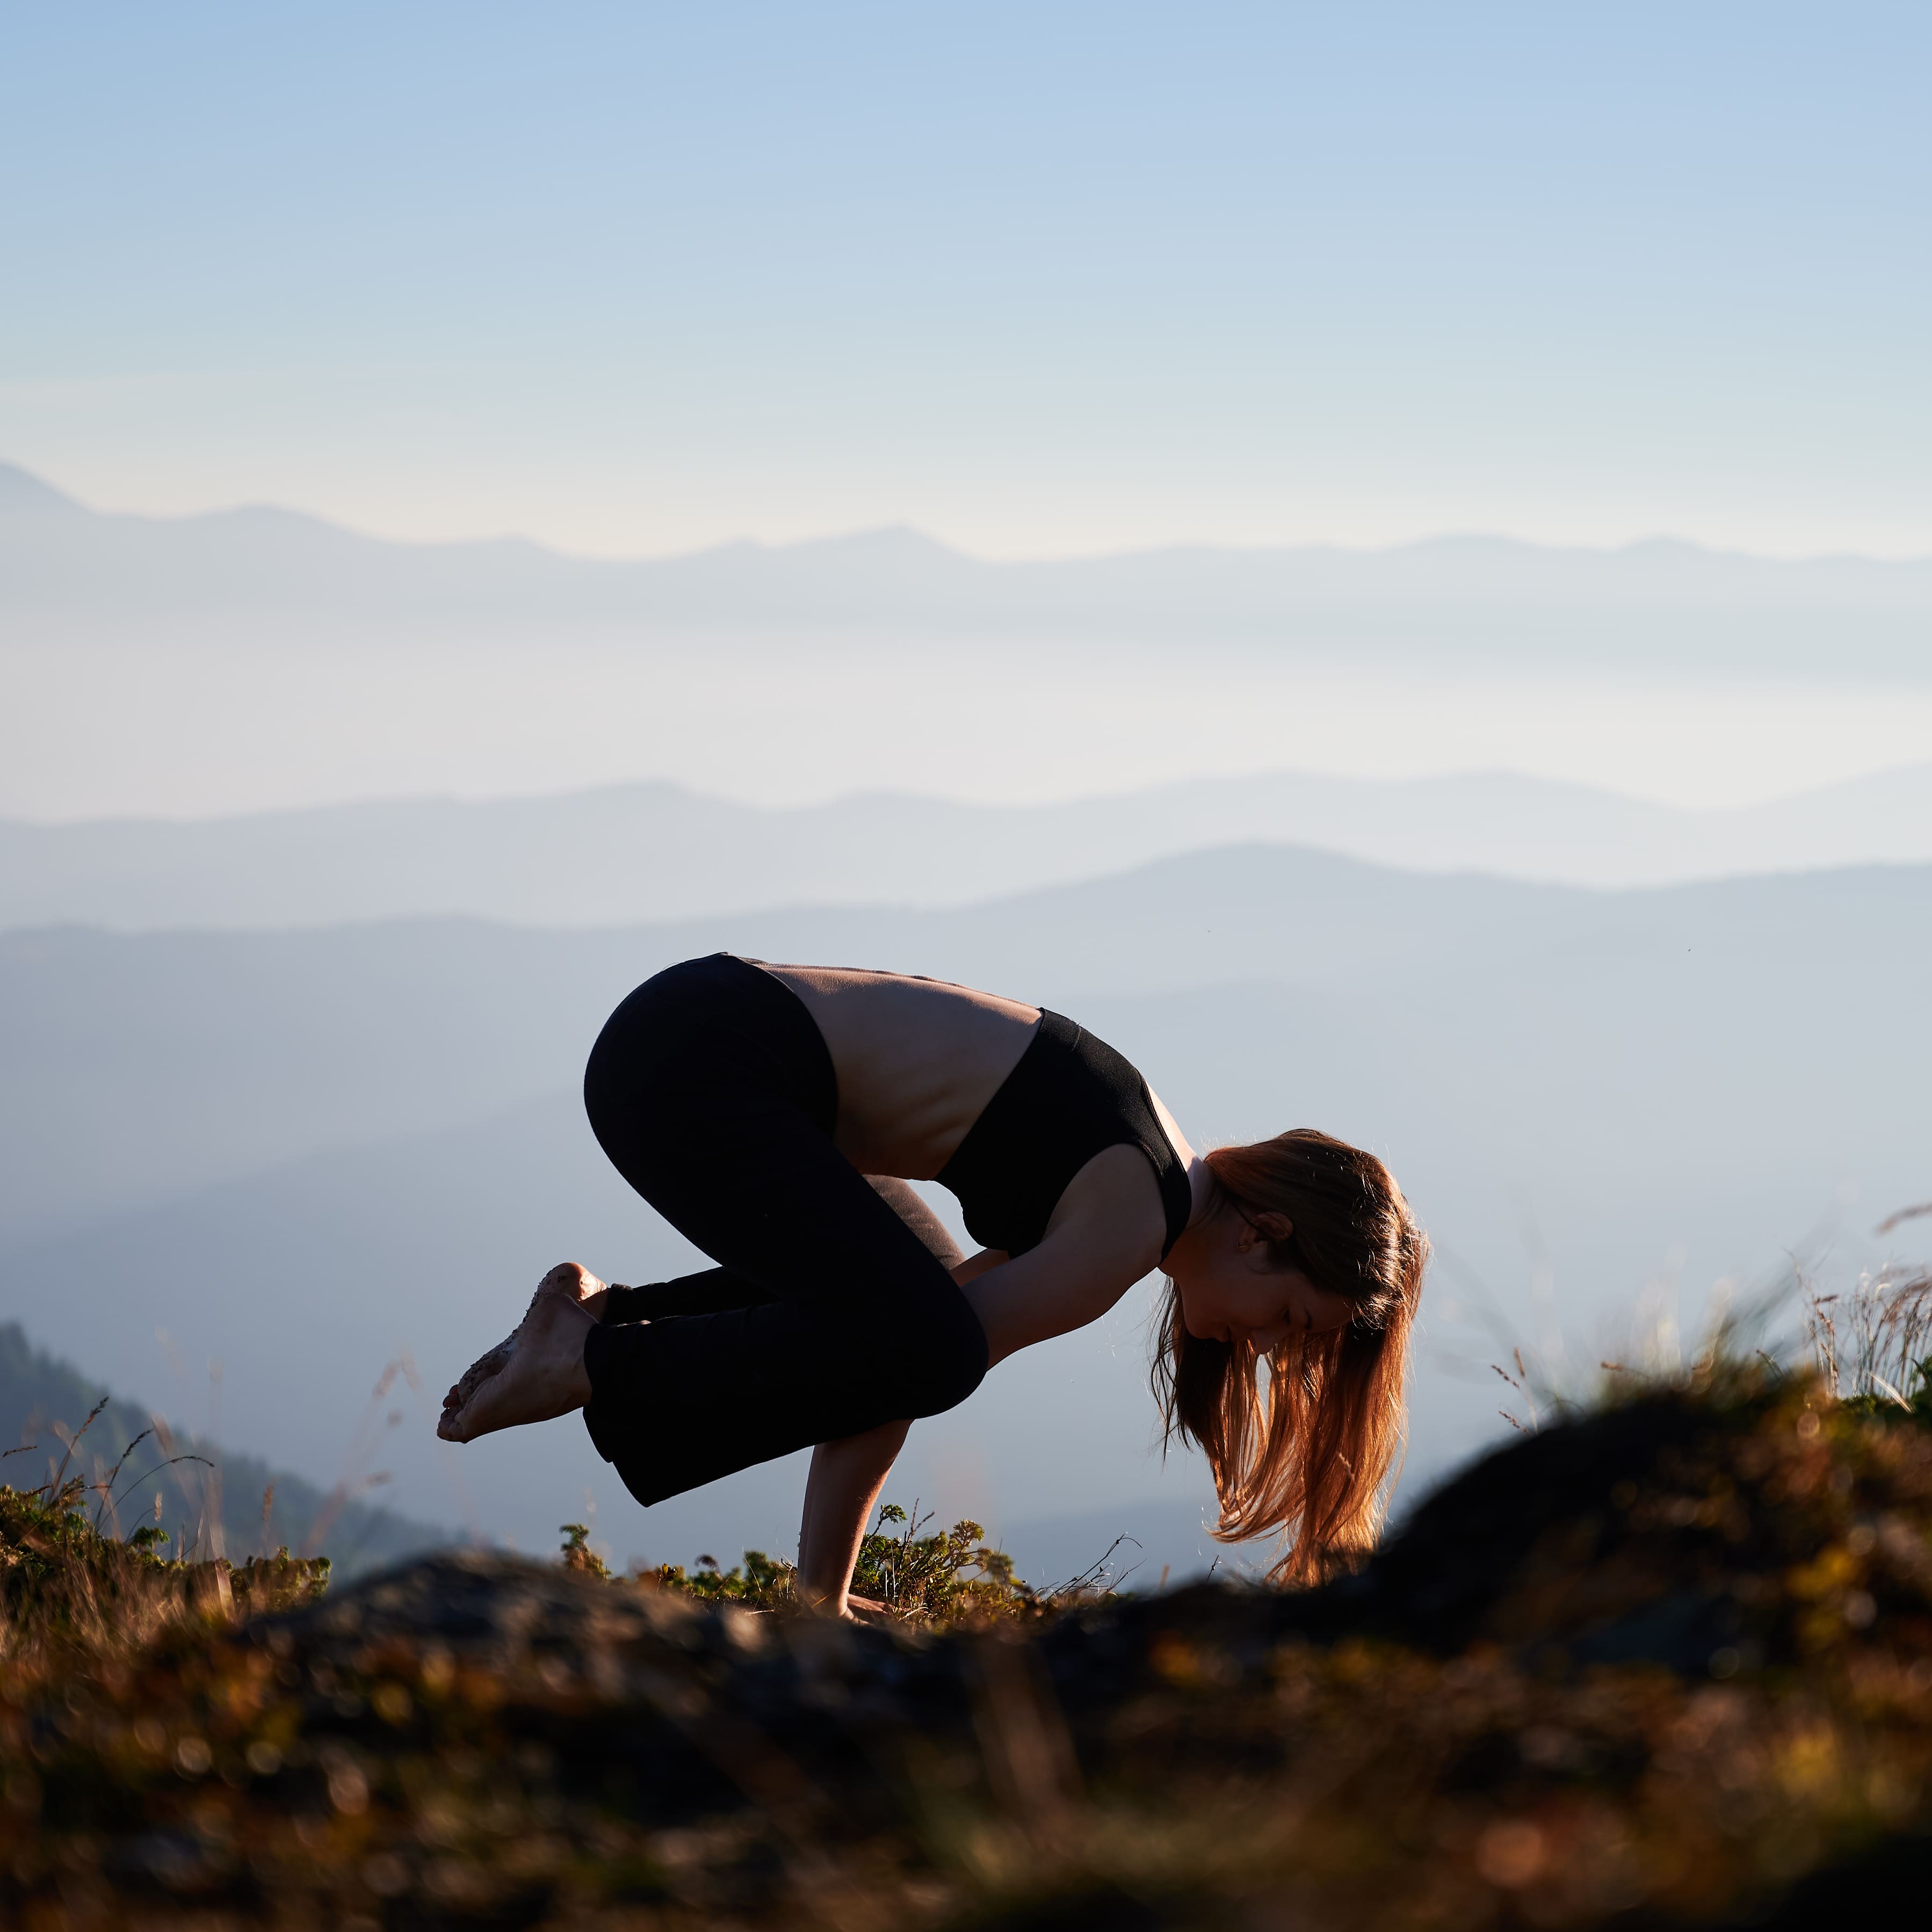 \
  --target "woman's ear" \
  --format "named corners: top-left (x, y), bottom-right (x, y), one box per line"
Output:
top-left (1250, 1210), bottom-right (1294, 1244)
